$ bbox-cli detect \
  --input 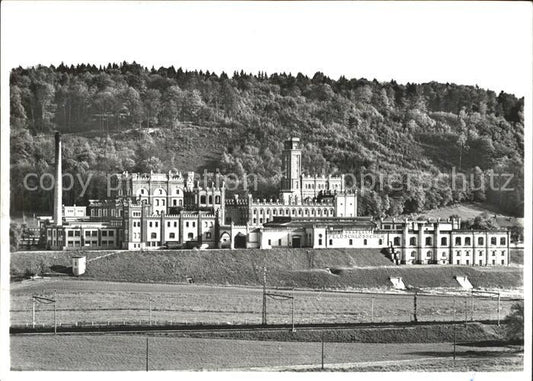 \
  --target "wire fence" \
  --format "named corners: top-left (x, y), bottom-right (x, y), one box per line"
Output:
top-left (10, 288), bottom-right (521, 328)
